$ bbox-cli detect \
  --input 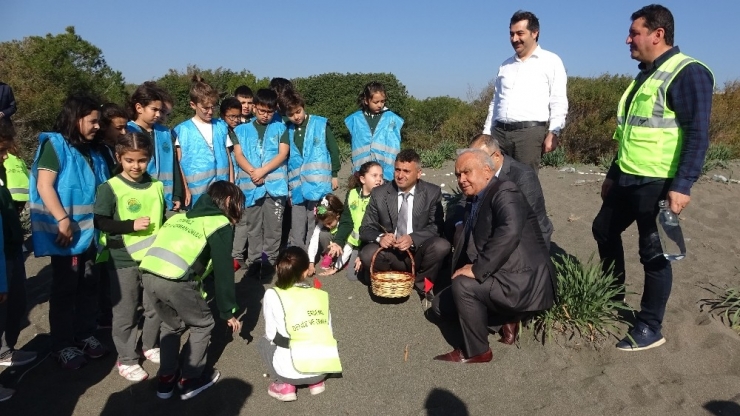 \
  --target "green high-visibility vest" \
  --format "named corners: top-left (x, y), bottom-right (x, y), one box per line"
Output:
top-left (4, 154), bottom-right (29, 202)
top-left (273, 285), bottom-right (342, 374)
top-left (107, 176), bottom-right (165, 261)
top-left (139, 213), bottom-right (230, 281)
top-left (346, 188), bottom-right (369, 247)
top-left (614, 52), bottom-right (713, 178)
